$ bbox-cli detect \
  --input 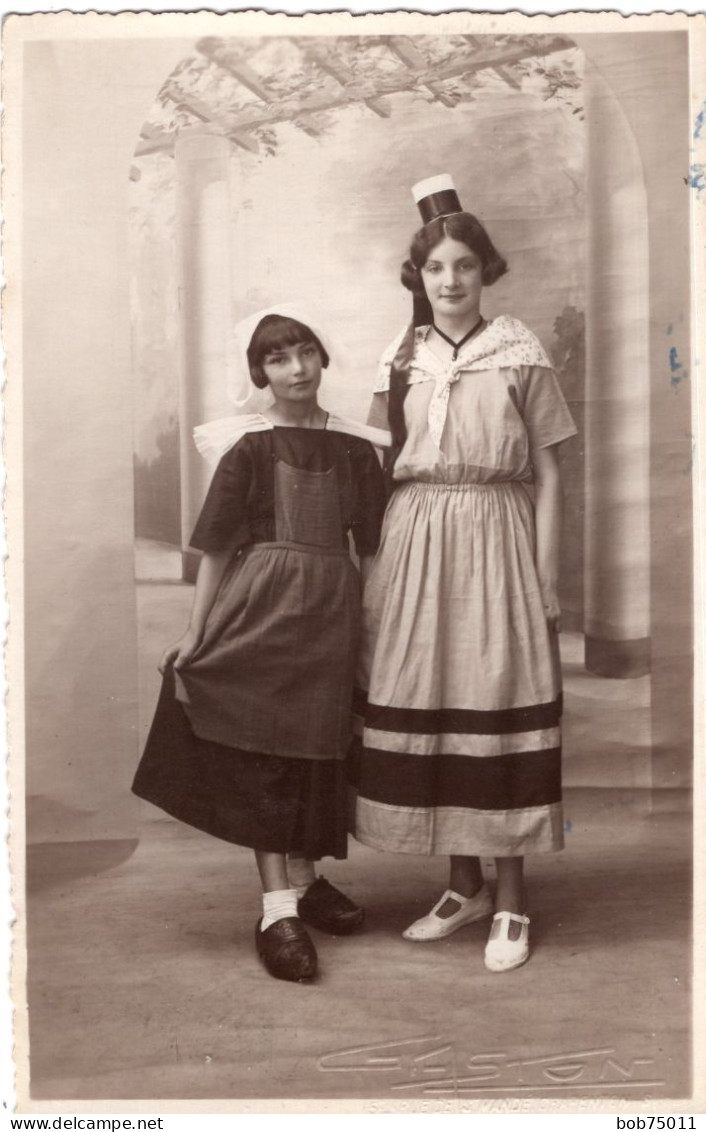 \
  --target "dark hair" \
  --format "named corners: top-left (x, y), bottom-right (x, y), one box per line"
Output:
top-left (246, 314), bottom-right (330, 389)
top-left (402, 212), bottom-right (508, 297)
top-left (385, 213), bottom-right (507, 481)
